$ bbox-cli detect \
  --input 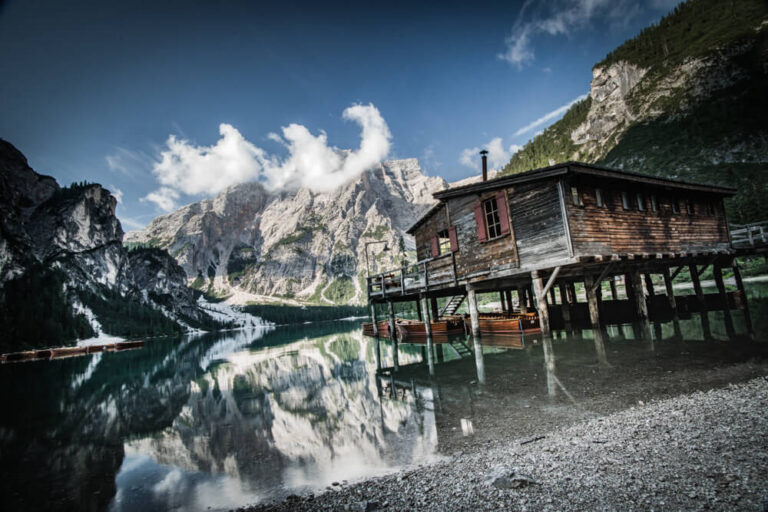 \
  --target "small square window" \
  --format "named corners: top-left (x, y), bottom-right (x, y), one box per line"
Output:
top-left (571, 186), bottom-right (582, 207)
top-left (650, 195), bottom-right (658, 212)
top-left (595, 188), bottom-right (605, 208)
top-left (621, 191), bottom-right (631, 210)
top-left (672, 198), bottom-right (680, 214)
top-left (636, 193), bottom-right (645, 211)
